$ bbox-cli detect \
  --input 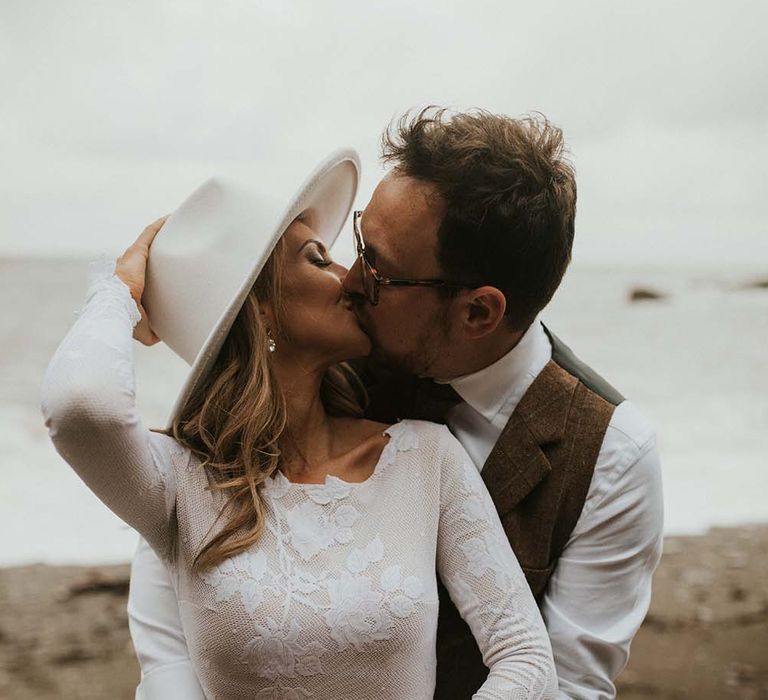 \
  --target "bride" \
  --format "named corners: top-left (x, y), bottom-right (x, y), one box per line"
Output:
top-left (40, 149), bottom-right (556, 699)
